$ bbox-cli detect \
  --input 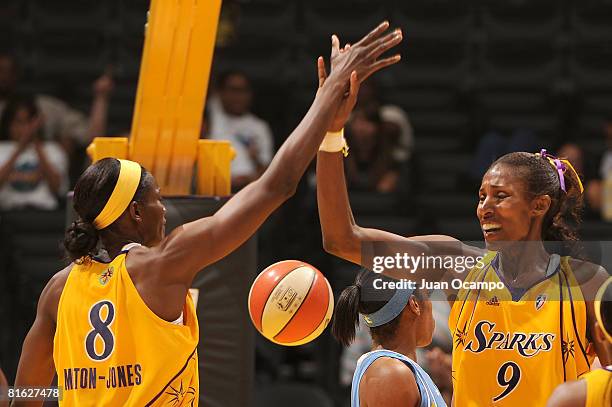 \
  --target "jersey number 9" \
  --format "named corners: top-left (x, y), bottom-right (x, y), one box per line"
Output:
top-left (493, 361), bottom-right (521, 402)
